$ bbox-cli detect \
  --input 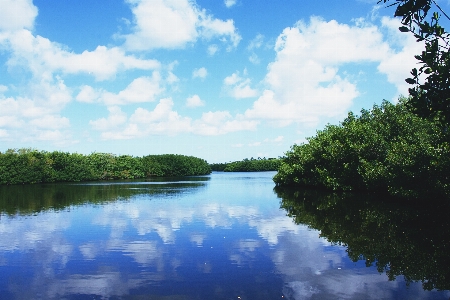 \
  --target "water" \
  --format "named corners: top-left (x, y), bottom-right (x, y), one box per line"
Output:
top-left (0, 172), bottom-right (449, 299)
